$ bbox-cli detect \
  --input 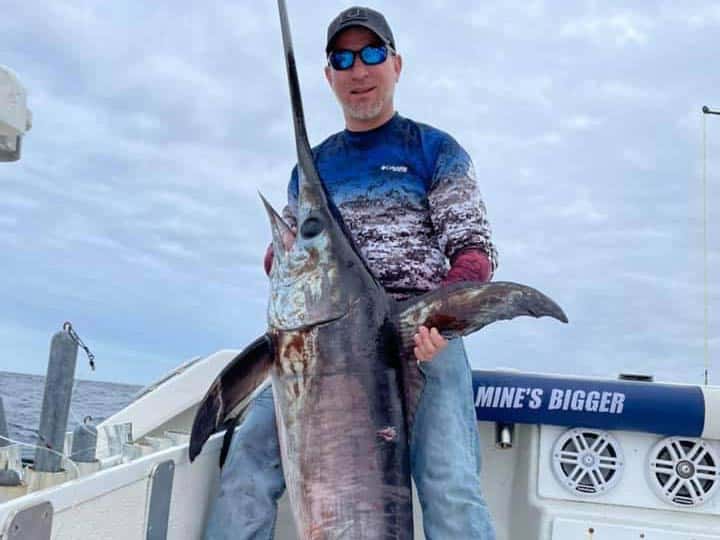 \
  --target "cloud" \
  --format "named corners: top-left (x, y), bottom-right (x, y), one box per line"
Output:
top-left (565, 115), bottom-right (603, 131)
top-left (581, 80), bottom-right (666, 103)
top-left (0, 193), bottom-right (40, 210)
top-left (556, 196), bottom-right (609, 225)
top-left (2, 0), bottom-right (719, 388)
top-left (560, 13), bottom-right (652, 47)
